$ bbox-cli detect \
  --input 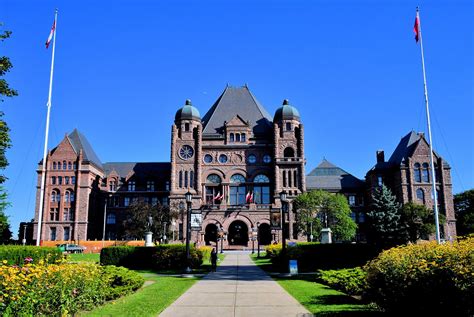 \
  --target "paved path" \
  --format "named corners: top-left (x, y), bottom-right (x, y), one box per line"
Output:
top-left (159, 252), bottom-right (310, 317)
